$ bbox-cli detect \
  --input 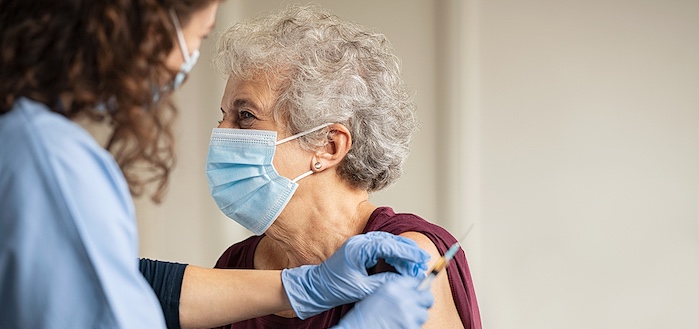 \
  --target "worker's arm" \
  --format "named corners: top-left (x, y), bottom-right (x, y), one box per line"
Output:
top-left (143, 232), bottom-right (429, 329)
top-left (179, 266), bottom-right (289, 329)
